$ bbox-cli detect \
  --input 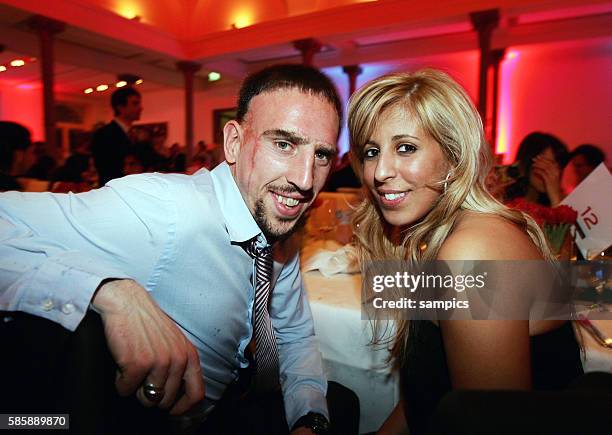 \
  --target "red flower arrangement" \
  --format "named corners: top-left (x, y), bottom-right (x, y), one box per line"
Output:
top-left (506, 198), bottom-right (578, 255)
